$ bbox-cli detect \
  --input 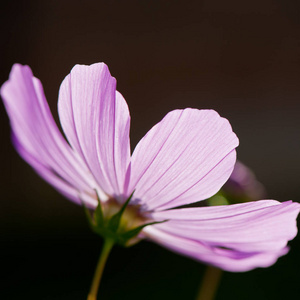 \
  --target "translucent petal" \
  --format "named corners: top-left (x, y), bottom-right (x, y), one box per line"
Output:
top-left (1, 64), bottom-right (97, 205)
top-left (129, 109), bottom-right (238, 210)
top-left (58, 63), bottom-right (131, 199)
top-left (144, 200), bottom-right (300, 271)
